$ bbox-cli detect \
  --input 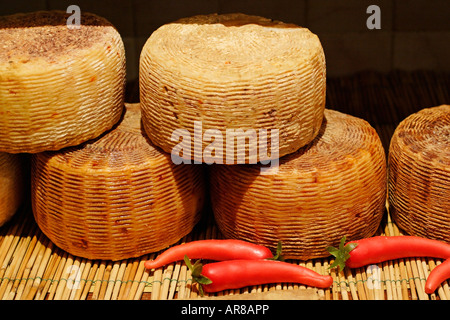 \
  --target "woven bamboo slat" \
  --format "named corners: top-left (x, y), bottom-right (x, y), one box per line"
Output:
top-left (0, 204), bottom-right (449, 300)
